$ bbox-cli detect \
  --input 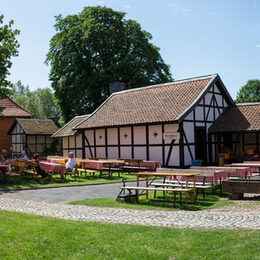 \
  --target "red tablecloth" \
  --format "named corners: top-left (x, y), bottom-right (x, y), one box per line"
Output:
top-left (47, 158), bottom-right (60, 164)
top-left (125, 161), bottom-right (162, 171)
top-left (38, 161), bottom-right (66, 174)
top-left (81, 160), bottom-right (104, 170)
top-left (230, 167), bottom-right (252, 178)
top-left (171, 170), bottom-right (227, 184)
